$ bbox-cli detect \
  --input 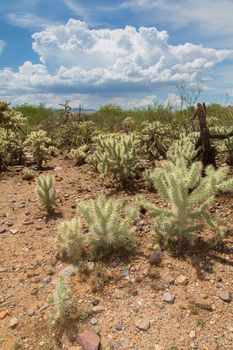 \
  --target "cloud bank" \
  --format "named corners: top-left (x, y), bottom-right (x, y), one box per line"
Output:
top-left (0, 19), bottom-right (231, 107)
